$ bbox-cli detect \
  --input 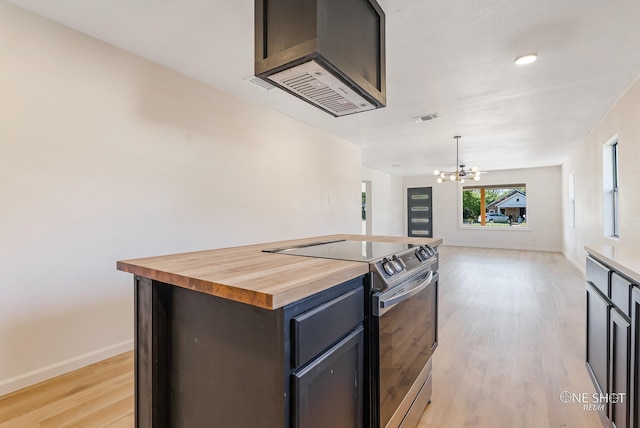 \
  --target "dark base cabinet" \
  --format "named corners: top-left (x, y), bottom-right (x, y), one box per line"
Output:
top-left (586, 254), bottom-right (637, 428)
top-left (586, 282), bottom-right (611, 400)
top-left (611, 307), bottom-right (631, 428)
top-left (134, 275), bottom-right (365, 428)
top-left (630, 288), bottom-right (640, 428)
